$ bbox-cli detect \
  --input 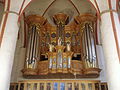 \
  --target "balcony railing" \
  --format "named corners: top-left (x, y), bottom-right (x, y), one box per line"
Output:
top-left (10, 80), bottom-right (101, 90)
